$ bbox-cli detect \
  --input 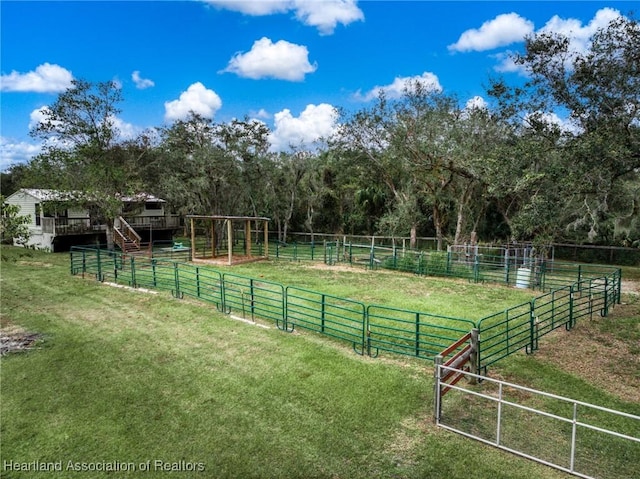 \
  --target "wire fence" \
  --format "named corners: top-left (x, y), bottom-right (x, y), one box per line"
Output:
top-left (69, 244), bottom-right (632, 477)
top-left (69, 246), bottom-right (474, 360)
top-left (435, 365), bottom-right (640, 479)
top-left (69, 245), bottom-right (622, 374)
top-left (271, 239), bottom-right (623, 294)
top-left (277, 233), bottom-right (640, 267)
